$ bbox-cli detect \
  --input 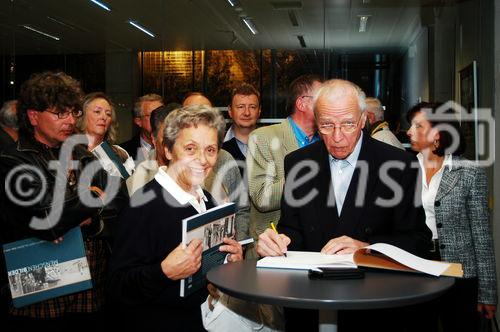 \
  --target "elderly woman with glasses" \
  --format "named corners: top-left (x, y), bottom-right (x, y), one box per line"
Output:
top-left (108, 105), bottom-right (243, 331)
top-left (76, 92), bottom-right (135, 179)
top-left (407, 102), bottom-right (497, 331)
